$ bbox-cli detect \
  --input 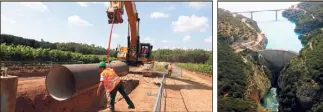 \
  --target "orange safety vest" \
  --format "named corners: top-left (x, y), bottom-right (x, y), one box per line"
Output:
top-left (168, 65), bottom-right (172, 70)
top-left (101, 68), bottom-right (121, 93)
